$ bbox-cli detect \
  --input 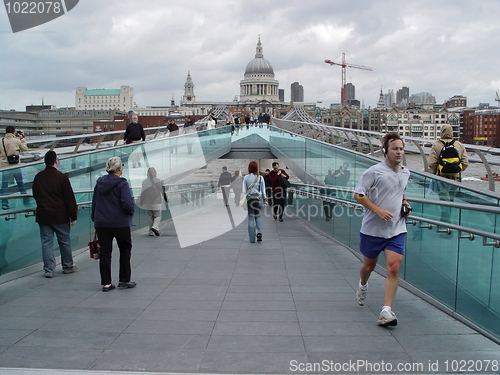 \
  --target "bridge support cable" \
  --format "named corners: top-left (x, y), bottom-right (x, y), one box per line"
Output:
top-left (273, 118), bottom-right (500, 192)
